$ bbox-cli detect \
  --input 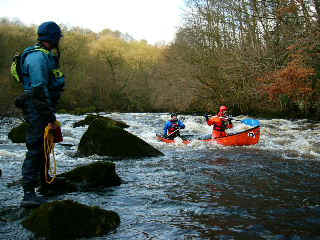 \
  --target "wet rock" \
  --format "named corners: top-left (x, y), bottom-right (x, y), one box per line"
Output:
top-left (39, 161), bottom-right (122, 196)
top-left (77, 117), bottom-right (163, 157)
top-left (8, 122), bottom-right (29, 143)
top-left (22, 200), bottom-right (120, 240)
top-left (73, 114), bottom-right (129, 129)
